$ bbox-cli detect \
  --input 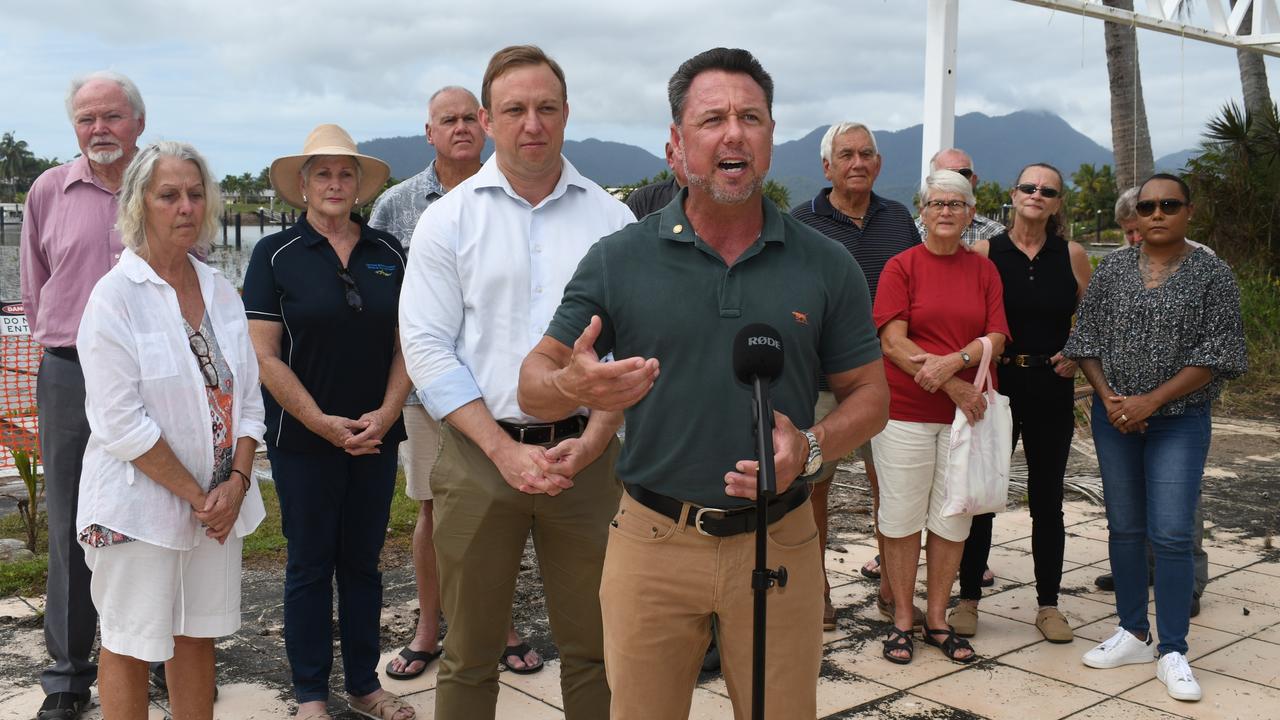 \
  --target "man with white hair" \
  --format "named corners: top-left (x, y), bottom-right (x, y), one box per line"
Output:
top-left (790, 121), bottom-right (919, 631)
top-left (21, 70), bottom-right (145, 720)
top-left (915, 147), bottom-right (1005, 246)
